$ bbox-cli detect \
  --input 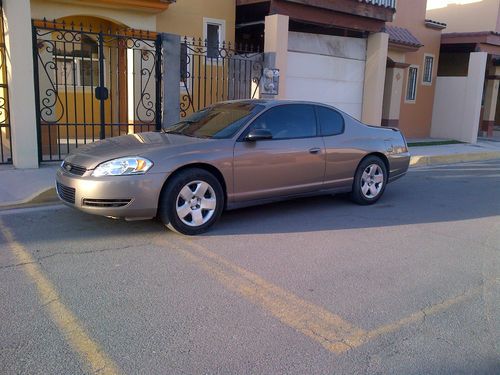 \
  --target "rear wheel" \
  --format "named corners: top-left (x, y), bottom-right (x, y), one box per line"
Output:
top-left (350, 156), bottom-right (387, 205)
top-left (158, 168), bottom-right (224, 235)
